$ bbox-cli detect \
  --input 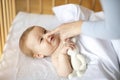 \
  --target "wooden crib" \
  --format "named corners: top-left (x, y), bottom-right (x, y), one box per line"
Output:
top-left (0, 0), bottom-right (102, 57)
